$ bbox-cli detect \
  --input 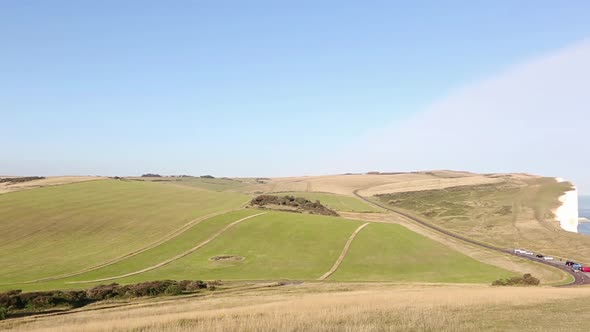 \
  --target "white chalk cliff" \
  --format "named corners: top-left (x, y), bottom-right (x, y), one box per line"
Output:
top-left (554, 178), bottom-right (579, 233)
